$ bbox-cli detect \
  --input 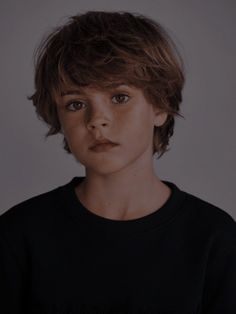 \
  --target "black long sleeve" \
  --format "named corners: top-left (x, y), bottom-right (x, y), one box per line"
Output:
top-left (0, 234), bottom-right (28, 313)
